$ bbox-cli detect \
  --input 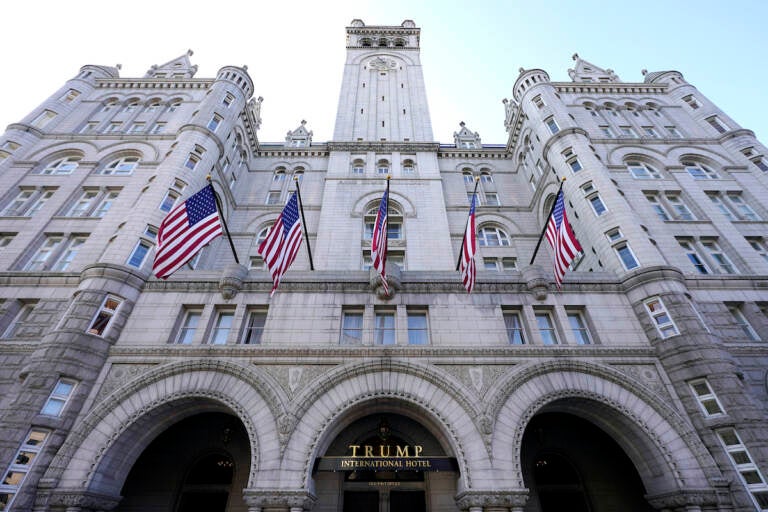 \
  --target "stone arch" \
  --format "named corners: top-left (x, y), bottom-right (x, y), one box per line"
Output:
top-left (45, 359), bottom-right (287, 498)
top-left (280, 360), bottom-right (492, 491)
top-left (488, 360), bottom-right (720, 497)
top-left (351, 190), bottom-right (416, 218)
